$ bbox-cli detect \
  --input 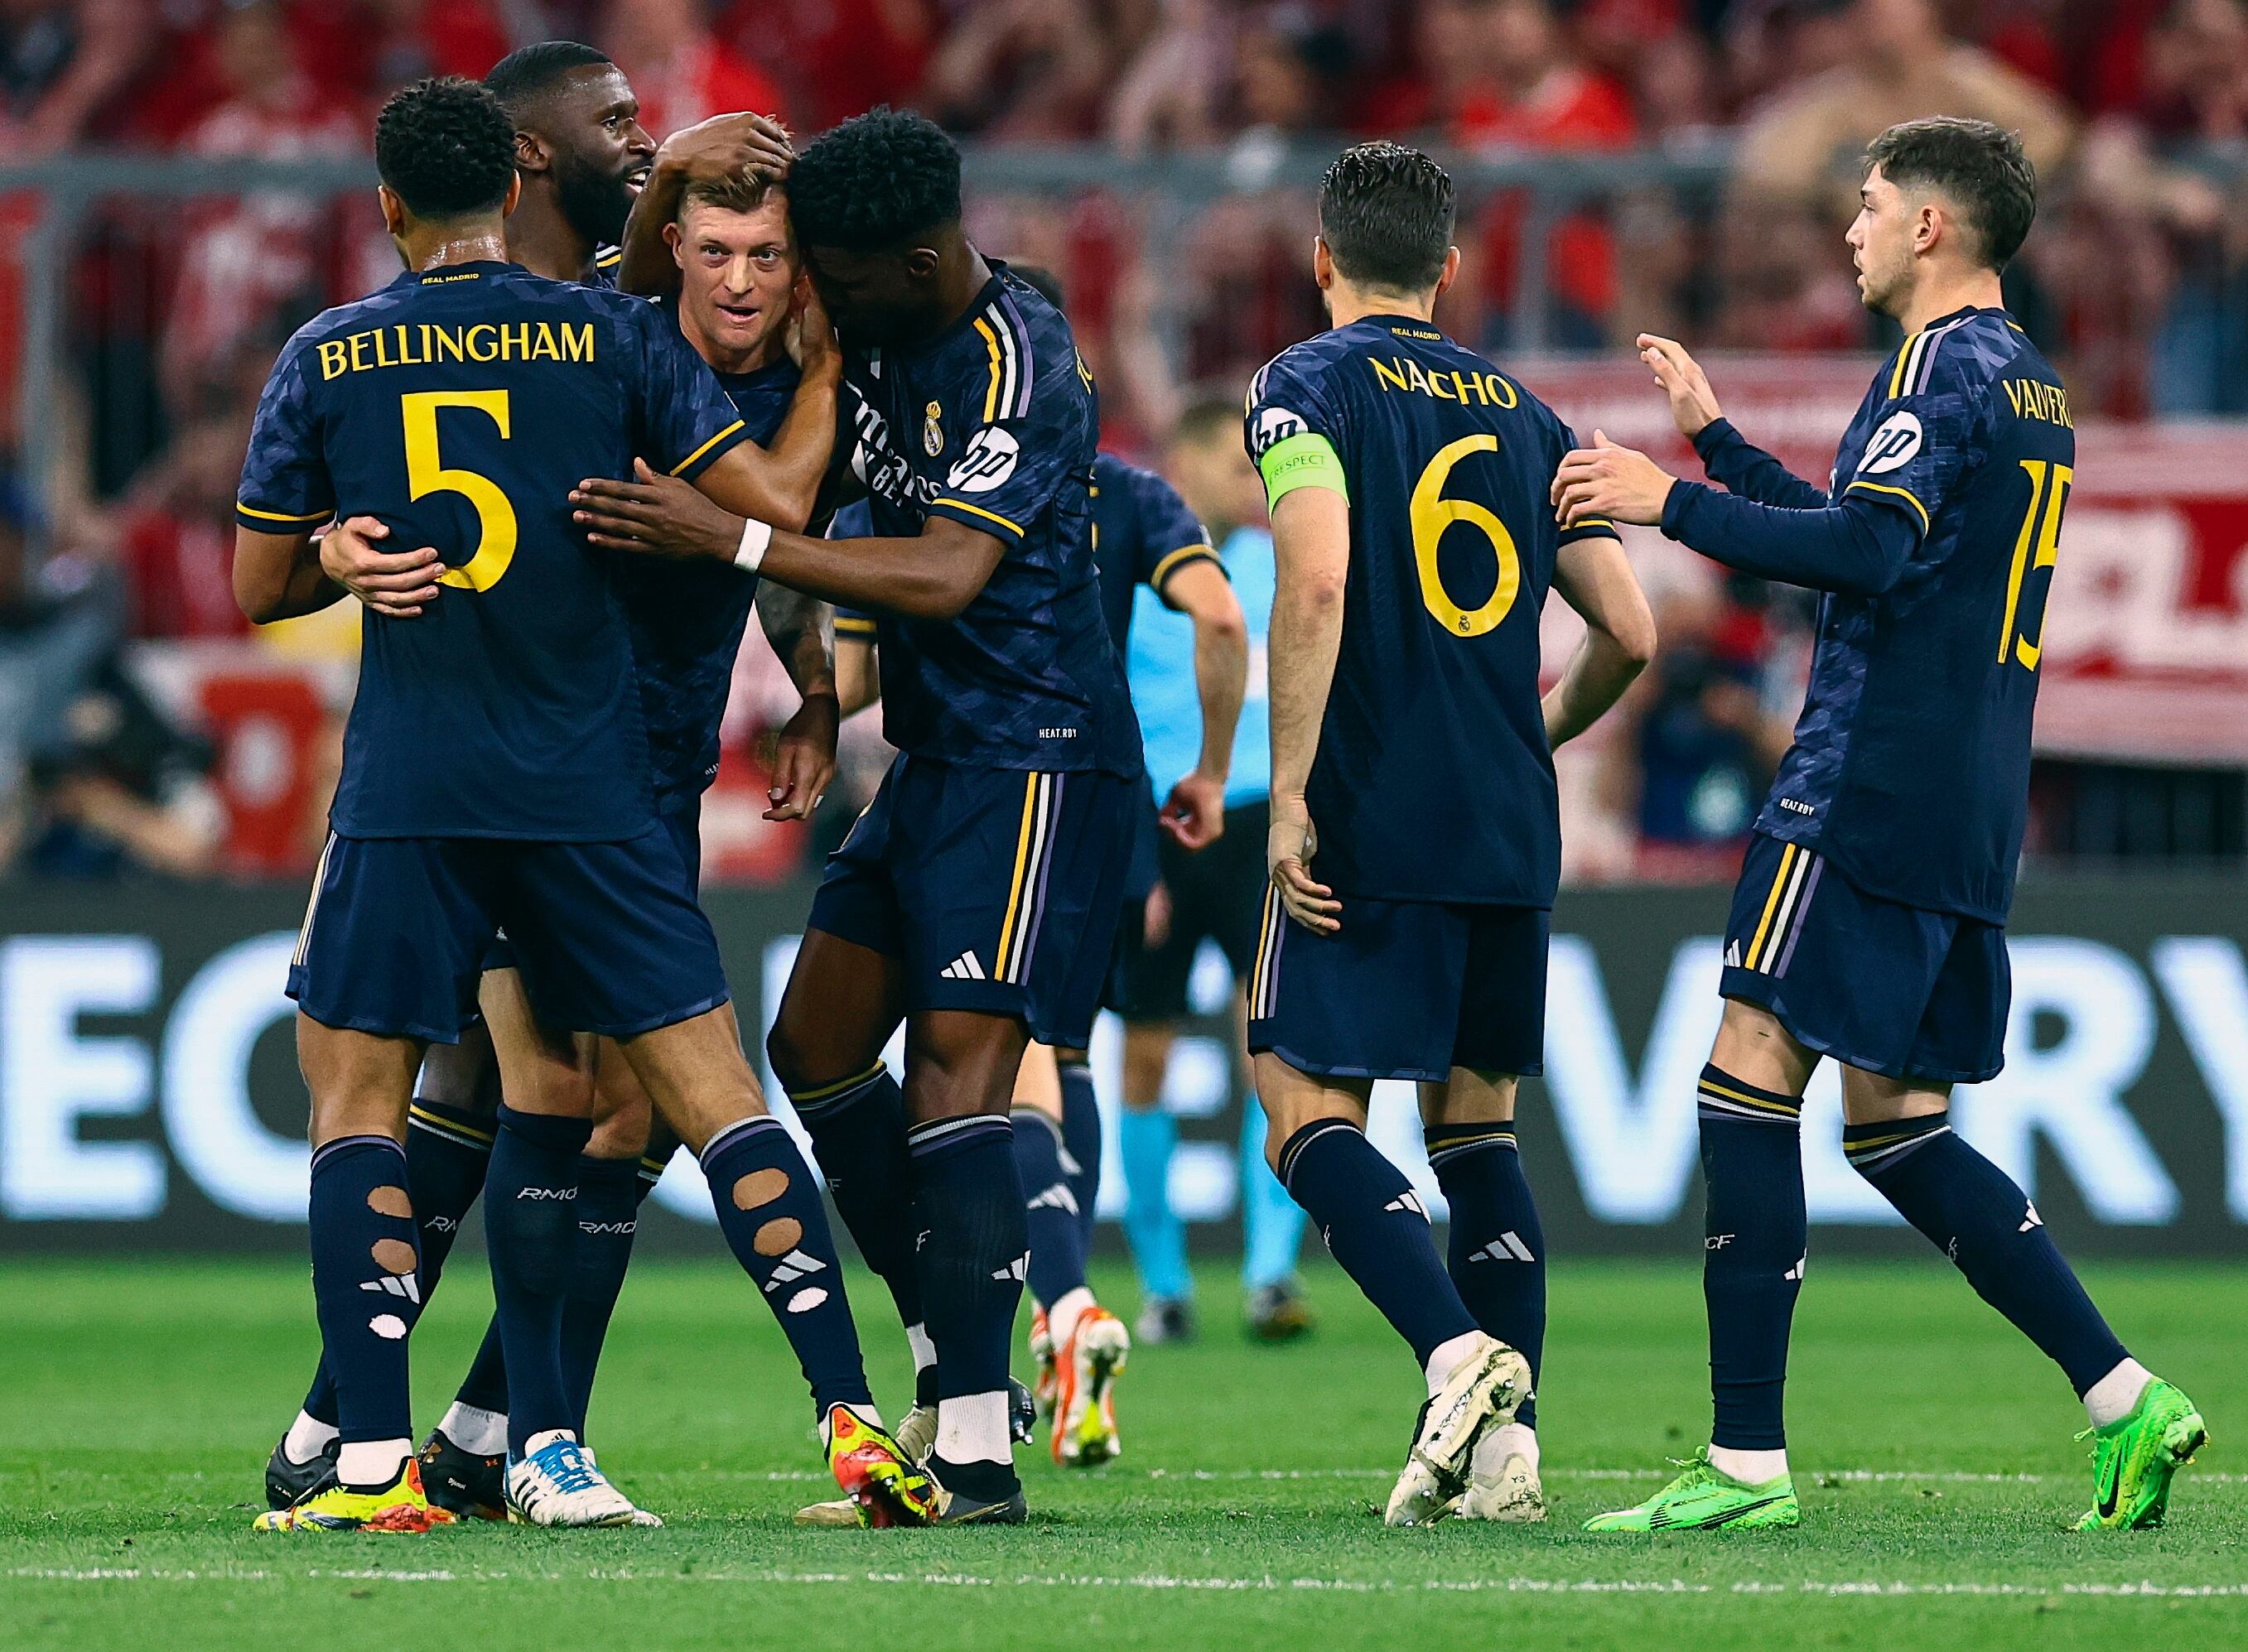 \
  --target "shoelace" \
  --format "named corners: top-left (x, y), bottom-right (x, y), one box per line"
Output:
top-left (535, 1442), bottom-right (602, 1497)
